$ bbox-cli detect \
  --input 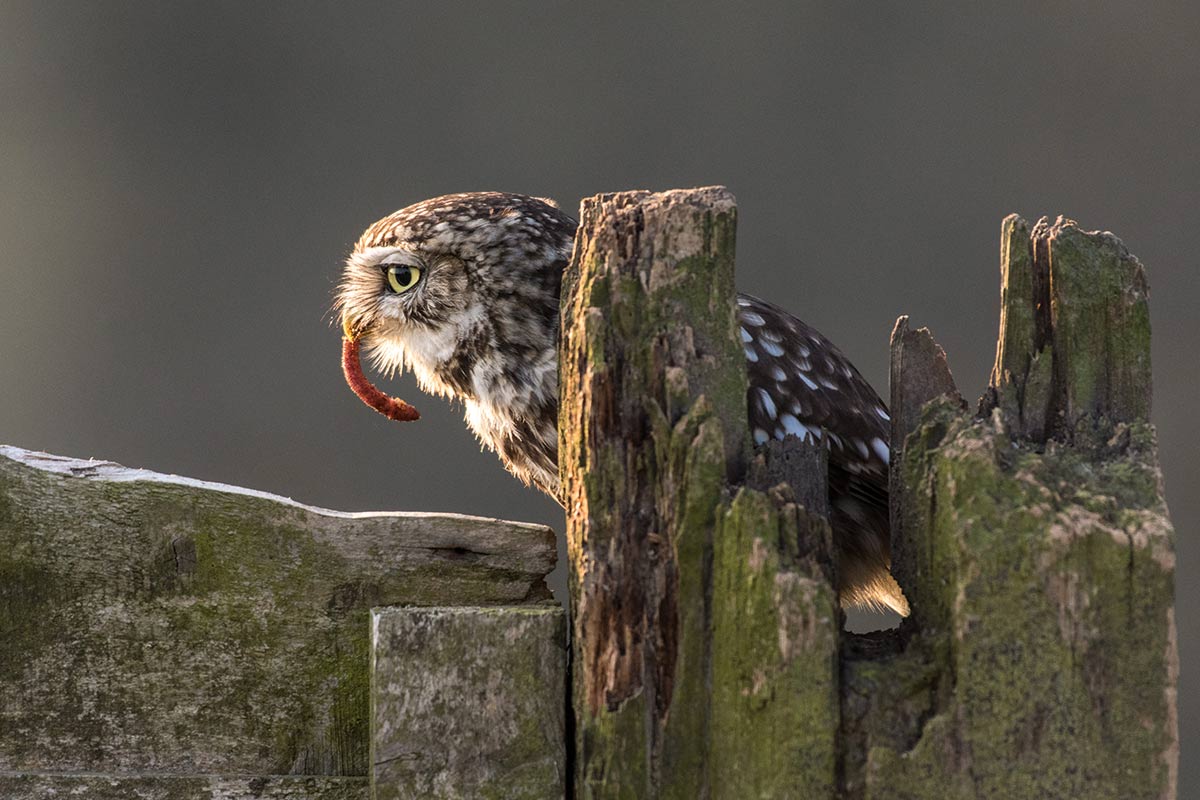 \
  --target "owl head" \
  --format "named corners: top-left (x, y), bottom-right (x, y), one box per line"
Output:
top-left (335, 192), bottom-right (577, 402)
